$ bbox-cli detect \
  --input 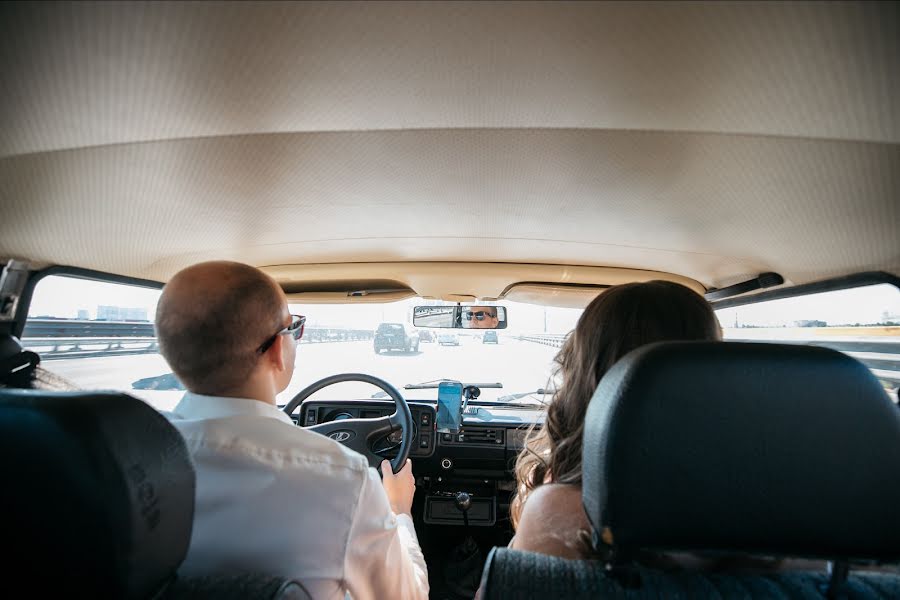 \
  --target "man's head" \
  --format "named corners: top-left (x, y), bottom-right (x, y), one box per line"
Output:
top-left (462, 306), bottom-right (499, 329)
top-left (155, 261), bottom-right (297, 398)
